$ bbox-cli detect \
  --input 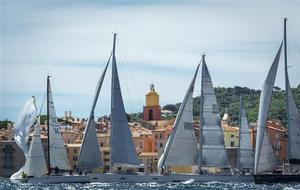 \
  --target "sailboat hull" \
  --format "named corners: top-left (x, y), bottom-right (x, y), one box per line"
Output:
top-left (254, 174), bottom-right (300, 184)
top-left (11, 173), bottom-right (253, 184)
top-left (91, 173), bottom-right (253, 183)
